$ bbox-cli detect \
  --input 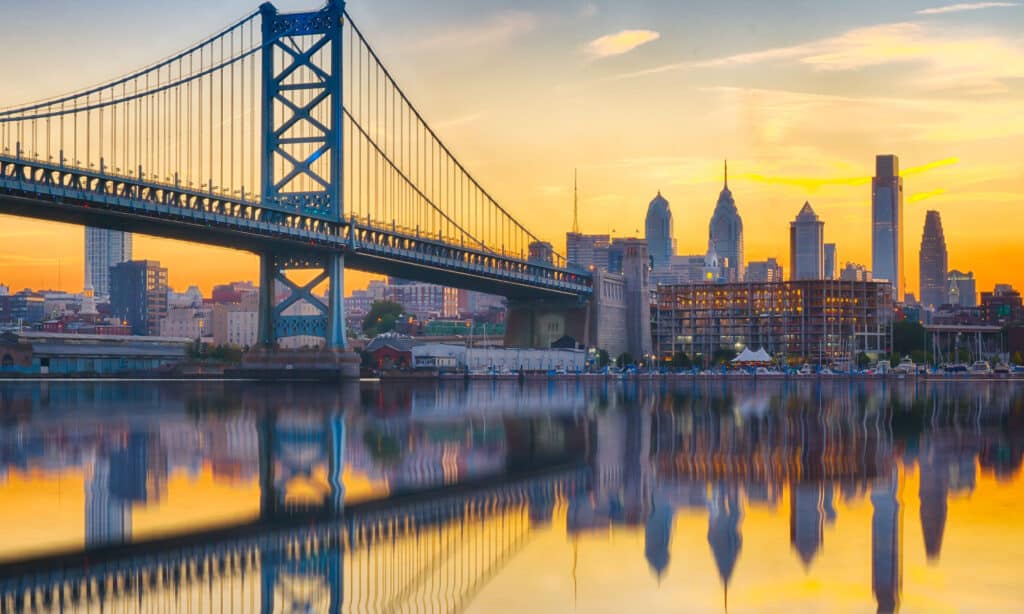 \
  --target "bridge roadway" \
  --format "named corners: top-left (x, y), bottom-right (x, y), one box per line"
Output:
top-left (0, 154), bottom-right (592, 301)
top-left (0, 464), bottom-right (588, 613)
